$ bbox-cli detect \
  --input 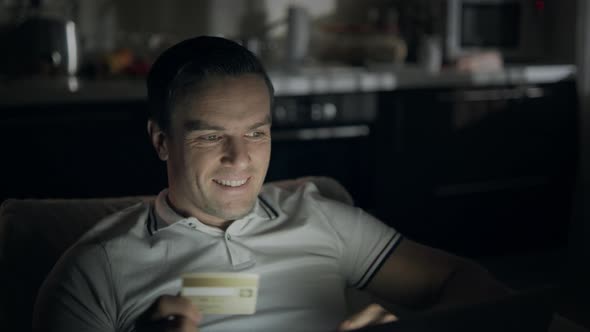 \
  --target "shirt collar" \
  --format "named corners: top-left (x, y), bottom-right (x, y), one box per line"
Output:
top-left (152, 188), bottom-right (277, 233)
